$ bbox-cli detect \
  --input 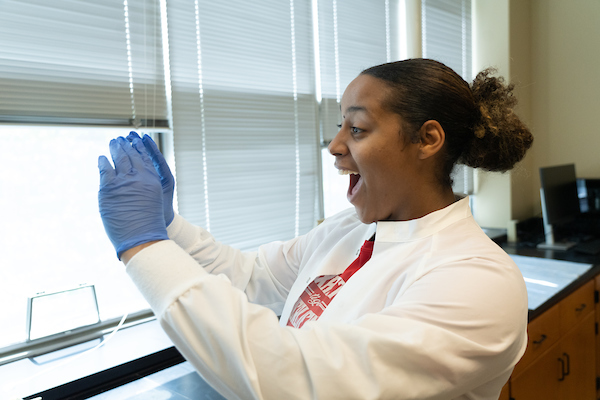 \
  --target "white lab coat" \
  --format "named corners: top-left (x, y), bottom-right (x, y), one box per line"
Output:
top-left (126, 196), bottom-right (528, 400)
